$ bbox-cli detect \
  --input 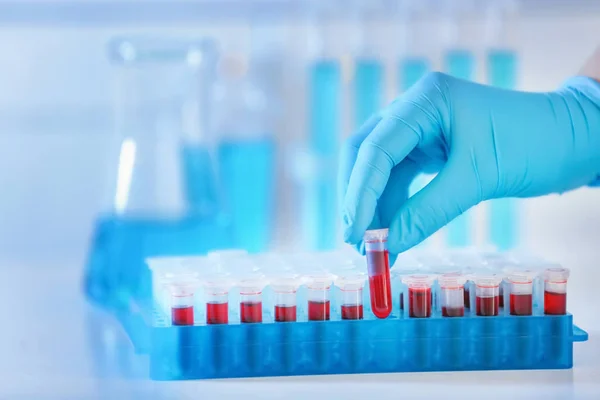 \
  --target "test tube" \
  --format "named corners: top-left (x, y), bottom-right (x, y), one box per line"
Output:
top-left (271, 272), bottom-right (303, 322)
top-left (202, 272), bottom-right (233, 325)
top-left (474, 274), bottom-right (502, 317)
top-left (334, 270), bottom-right (367, 320)
top-left (305, 271), bottom-right (334, 321)
top-left (402, 275), bottom-right (435, 318)
top-left (237, 272), bottom-right (268, 324)
top-left (507, 271), bottom-right (537, 316)
top-left (543, 267), bottom-right (570, 315)
top-left (168, 280), bottom-right (198, 326)
top-left (439, 273), bottom-right (467, 317)
top-left (364, 229), bottom-right (393, 319)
